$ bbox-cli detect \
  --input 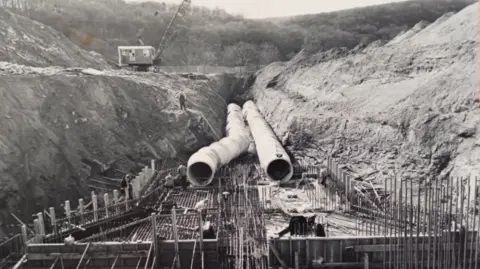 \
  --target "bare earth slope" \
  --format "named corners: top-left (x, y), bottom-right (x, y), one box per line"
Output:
top-left (0, 65), bottom-right (235, 226)
top-left (251, 4), bottom-right (478, 183)
top-left (0, 8), bottom-right (109, 69)
top-left (0, 8), bottom-right (237, 230)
